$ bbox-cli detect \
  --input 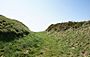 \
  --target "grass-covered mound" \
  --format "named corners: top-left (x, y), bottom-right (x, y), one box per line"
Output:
top-left (0, 19), bottom-right (90, 57)
top-left (36, 21), bottom-right (90, 57)
top-left (39, 25), bottom-right (90, 57)
top-left (0, 33), bottom-right (44, 57)
top-left (46, 21), bottom-right (90, 32)
top-left (0, 15), bottom-right (30, 41)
